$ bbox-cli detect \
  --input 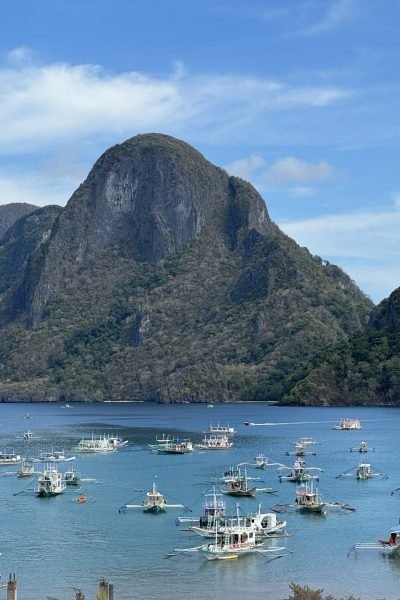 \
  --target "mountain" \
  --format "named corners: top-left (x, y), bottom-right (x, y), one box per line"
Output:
top-left (0, 205), bottom-right (62, 298)
top-left (0, 203), bottom-right (38, 239)
top-left (284, 287), bottom-right (400, 406)
top-left (0, 133), bottom-right (373, 403)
